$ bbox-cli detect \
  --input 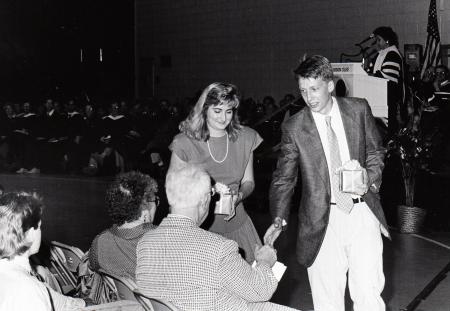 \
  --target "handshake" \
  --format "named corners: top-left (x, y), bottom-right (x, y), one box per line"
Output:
top-left (254, 244), bottom-right (278, 268)
top-left (254, 244), bottom-right (287, 281)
